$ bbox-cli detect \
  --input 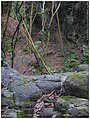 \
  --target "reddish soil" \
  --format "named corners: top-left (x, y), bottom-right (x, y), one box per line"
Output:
top-left (6, 41), bottom-right (64, 75)
top-left (2, 16), bottom-right (82, 75)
